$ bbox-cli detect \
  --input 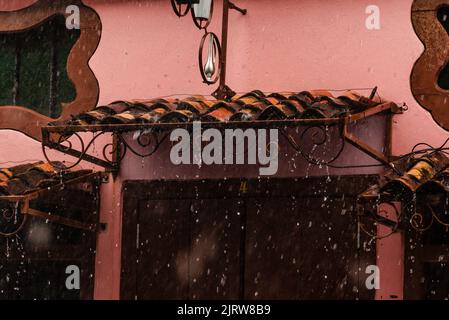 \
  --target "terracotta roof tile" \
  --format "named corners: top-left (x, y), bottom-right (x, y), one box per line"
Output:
top-left (159, 109), bottom-right (195, 123)
top-left (137, 107), bottom-right (170, 123)
top-left (50, 89), bottom-right (381, 126)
